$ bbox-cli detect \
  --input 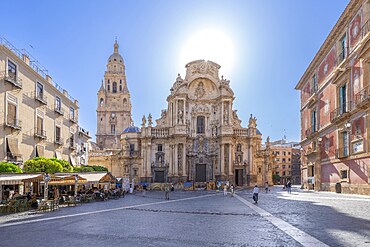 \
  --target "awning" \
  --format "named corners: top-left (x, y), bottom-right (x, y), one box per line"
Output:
top-left (36, 145), bottom-right (45, 157)
top-left (99, 173), bottom-right (116, 183)
top-left (22, 174), bottom-right (63, 184)
top-left (0, 174), bottom-right (40, 185)
top-left (7, 138), bottom-right (20, 155)
top-left (56, 175), bottom-right (87, 185)
top-left (55, 151), bottom-right (62, 160)
top-left (69, 155), bottom-right (77, 166)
